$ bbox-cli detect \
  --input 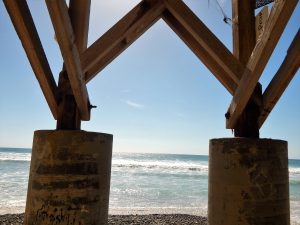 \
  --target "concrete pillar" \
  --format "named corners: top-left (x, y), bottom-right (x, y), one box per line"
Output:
top-left (208, 138), bottom-right (290, 225)
top-left (24, 130), bottom-right (113, 225)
